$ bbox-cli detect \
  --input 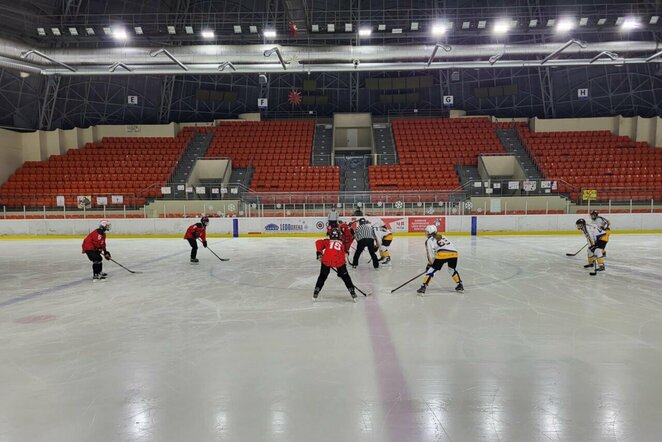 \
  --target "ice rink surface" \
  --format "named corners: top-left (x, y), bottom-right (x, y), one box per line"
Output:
top-left (2, 233), bottom-right (662, 442)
